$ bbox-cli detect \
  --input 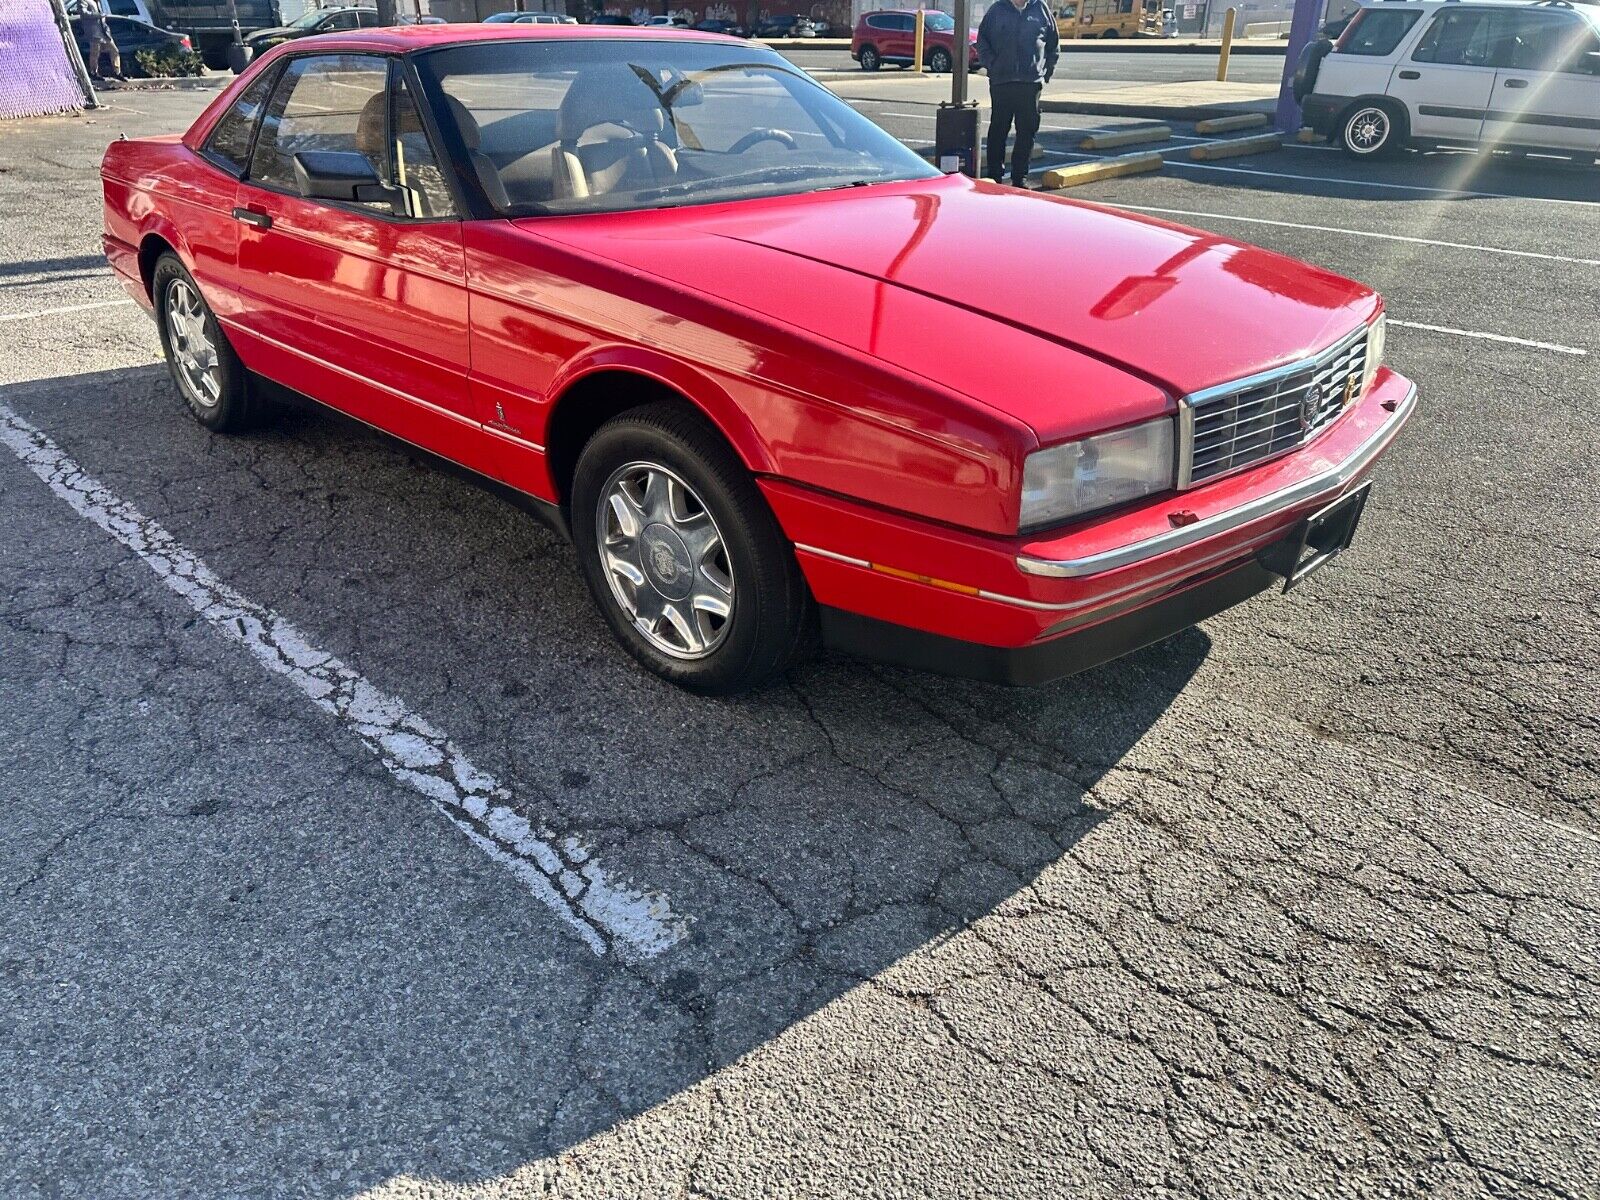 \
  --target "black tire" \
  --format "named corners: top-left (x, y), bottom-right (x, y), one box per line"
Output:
top-left (859, 44), bottom-right (880, 70)
top-left (571, 403), bottom-right (815, 694)
top-left (1337, 100), bottom-right (1408, 160)
top-left (151, 252), bottom-right (263, 432)
top-left (928, 46), bottom-right (952, 72)
top-left (1101, 28), bottom-right (1119, 38)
